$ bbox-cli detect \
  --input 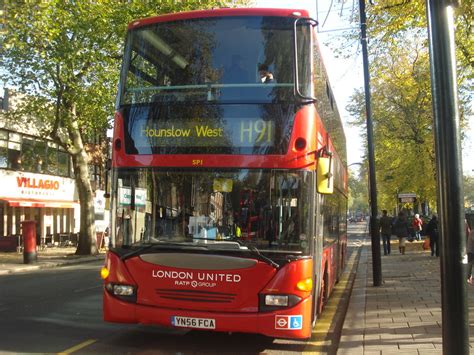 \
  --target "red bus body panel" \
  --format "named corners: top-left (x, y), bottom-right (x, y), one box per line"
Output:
top-left (103, 252), bottom-right (315, 339)
top-left (129, 8), bottom-right (310, 30)
top-left (322, 243), bottom-right (338, 294)
top-left (127, 255), bottom-right (276, 312)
